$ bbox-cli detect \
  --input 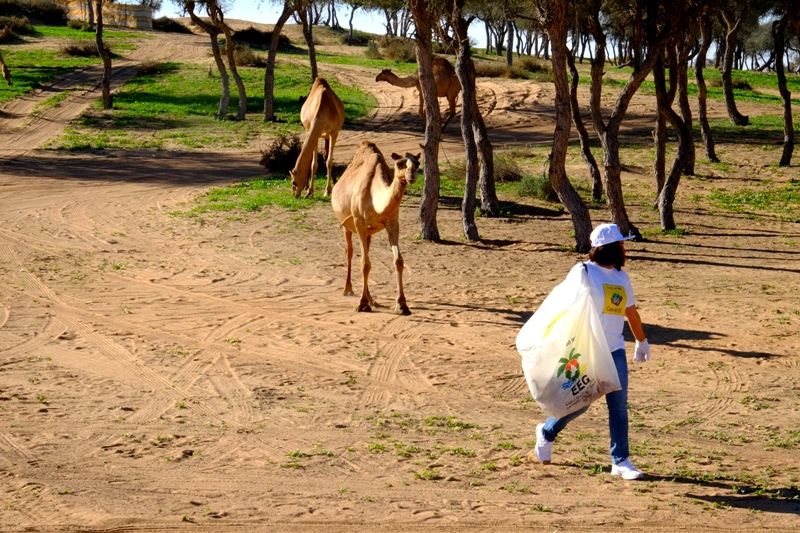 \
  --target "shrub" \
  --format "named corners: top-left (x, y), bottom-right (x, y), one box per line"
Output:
top-left (152, 16), bottom-right (192, 34)
top-left (0, 0), bottom-right (66, 25)
top-left (66, 18), bottom-right (92, 31)
top-left (341, 29), bottom-right (370, 46)
top-left (376, 36), bottom-right (416, 62)
top-left (233, 26), bottom-right (291, 51)
top-left (493, 155), bottom-right (525, 183)
top-left (365, 40), bottom-right (381, 60)
top-left (707, 78), bottom-right (752, 90)
top-left (232, 44), bottom-right (265, 67)
top-left (259, 135), bottom-right (303, 173)
top-left (0, 15), bottom-right (32, 36)
top-left (62, 41), bottom-right (104, 57)
top-left (519, 173), bottom-right (559, 202)
top-left (472, 61), bottom-right (530, 79)
top-left (518, 56), bottom-right (548, 74)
